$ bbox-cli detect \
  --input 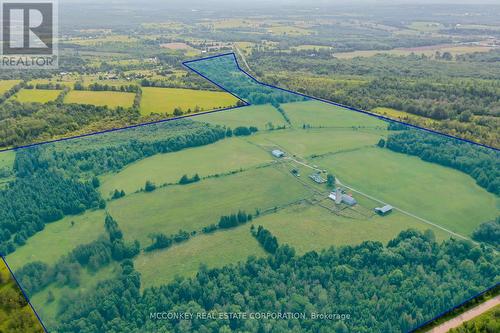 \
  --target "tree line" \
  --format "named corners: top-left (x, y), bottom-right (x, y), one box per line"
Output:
top-left (53, 229), bottom-right (499, 333)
